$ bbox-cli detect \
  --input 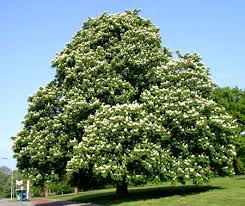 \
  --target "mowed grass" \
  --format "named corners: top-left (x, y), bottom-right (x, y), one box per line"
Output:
top-left (48, 175), bottom-right (245, 206)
